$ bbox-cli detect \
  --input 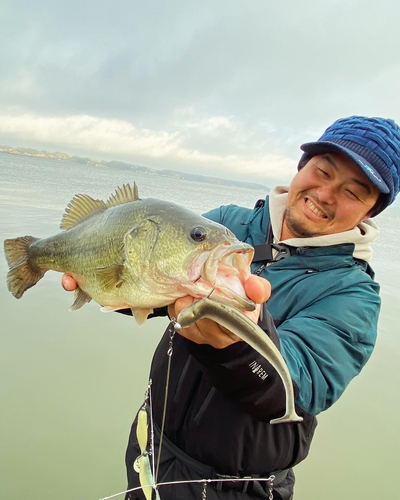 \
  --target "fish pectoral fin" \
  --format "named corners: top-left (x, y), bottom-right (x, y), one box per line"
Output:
top-left (95, 264), bottom-right (125, 290)
top-left (69, 287), bottom-right (92, 311)
top-left (131, 307), bottom-right (154, 325)
top-left (60, 194), bottom-right (107, 230)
